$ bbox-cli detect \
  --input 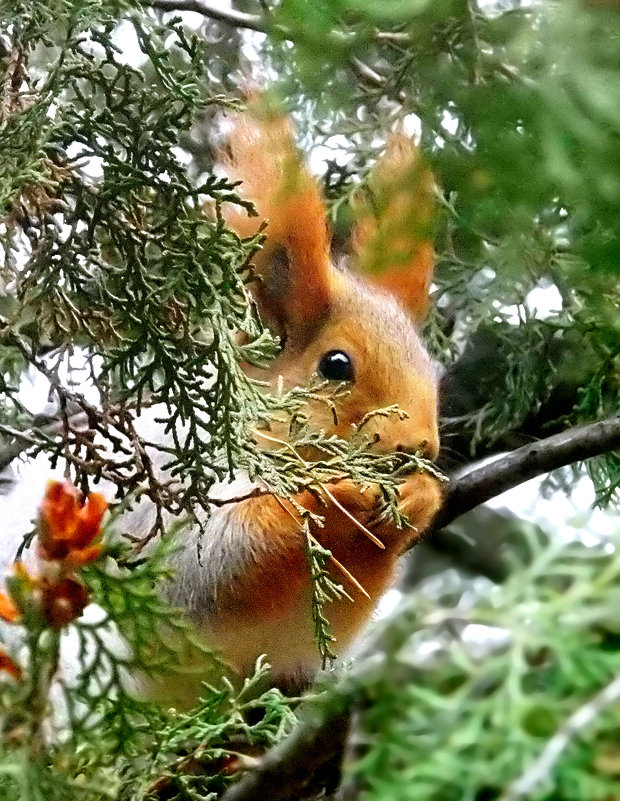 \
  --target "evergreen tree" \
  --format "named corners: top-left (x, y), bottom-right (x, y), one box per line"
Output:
top-left (0, 1), bottom-right (618, 799)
